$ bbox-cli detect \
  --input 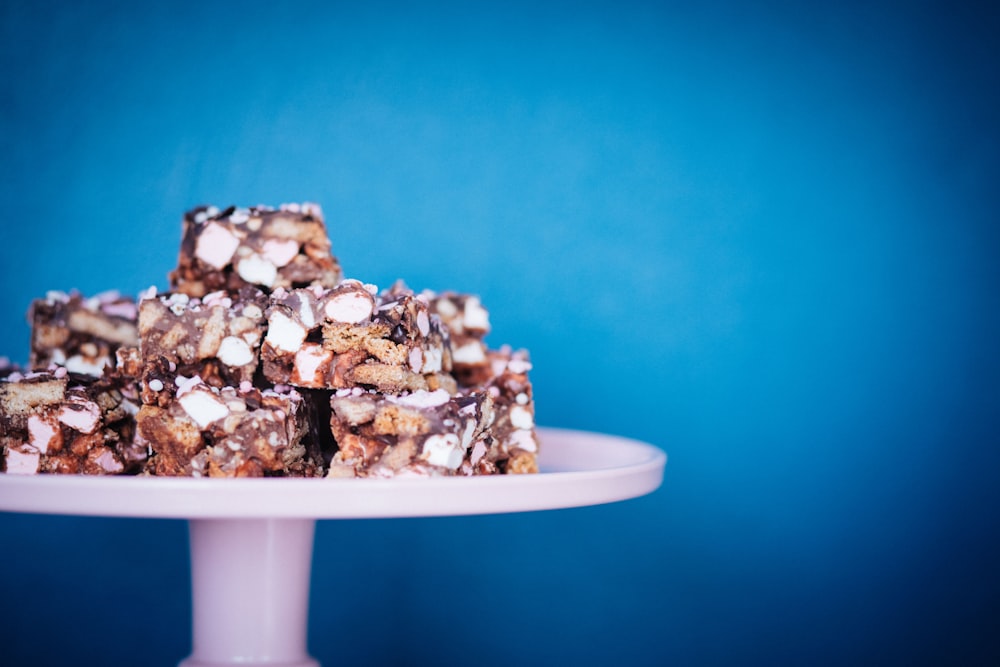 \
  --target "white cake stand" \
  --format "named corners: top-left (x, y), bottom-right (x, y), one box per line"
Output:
top-left (0, 427), bottom-right (665, 667)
